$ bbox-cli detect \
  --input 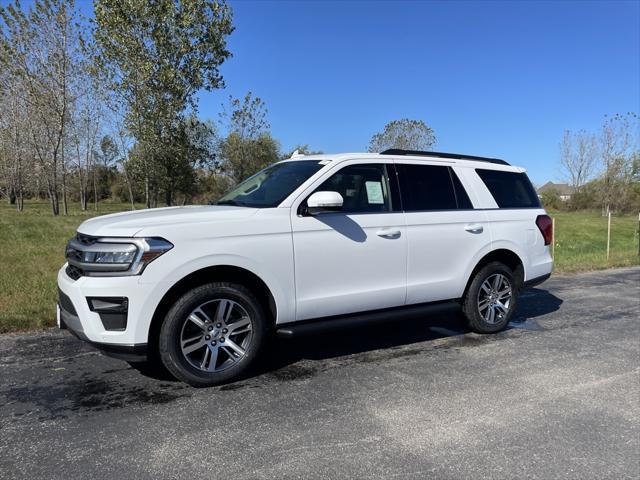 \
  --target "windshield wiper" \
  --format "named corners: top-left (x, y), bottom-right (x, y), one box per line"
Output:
top-left (216, 199), bottom-right (245, 206)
